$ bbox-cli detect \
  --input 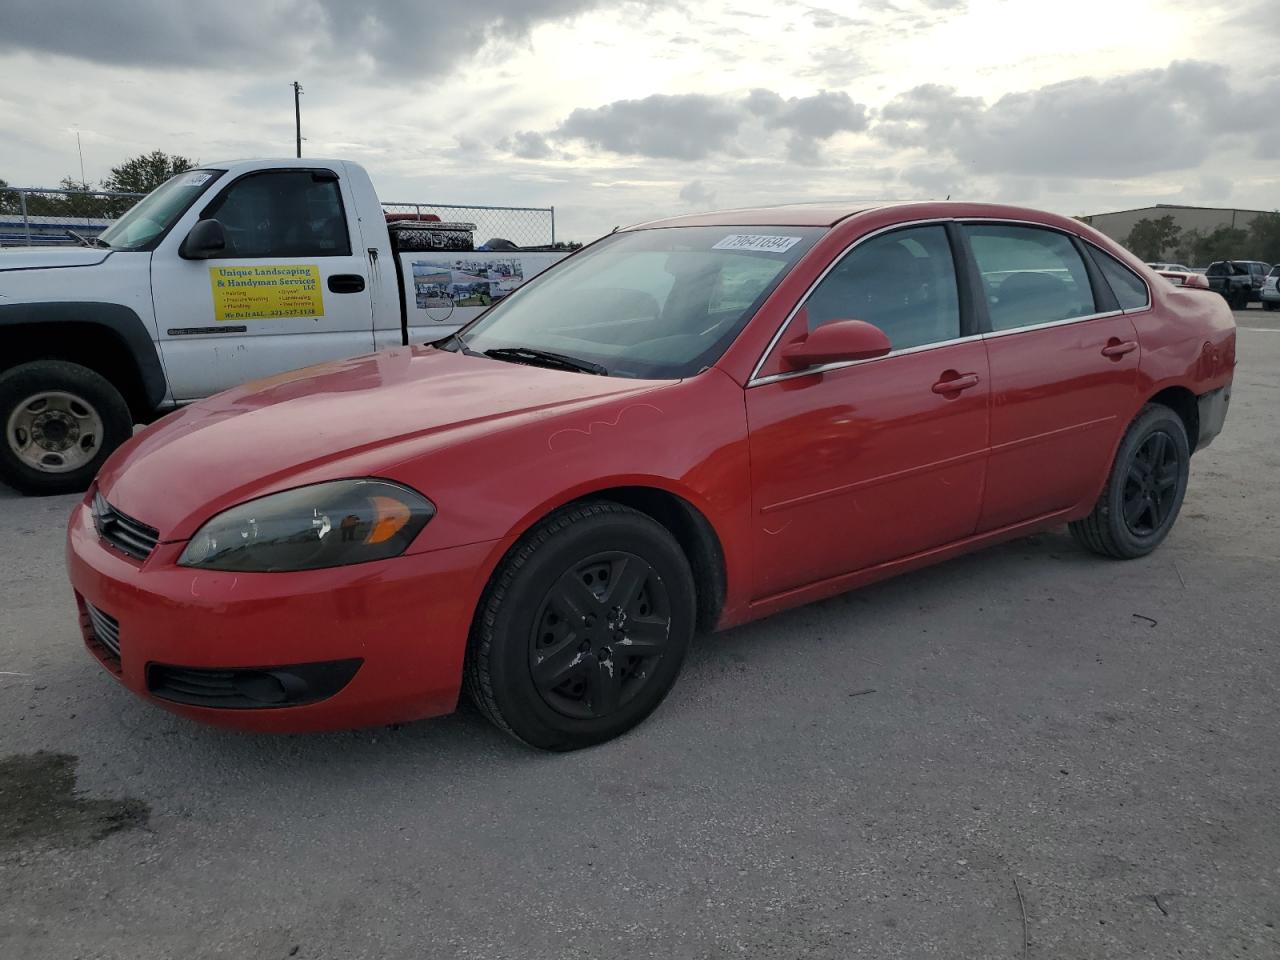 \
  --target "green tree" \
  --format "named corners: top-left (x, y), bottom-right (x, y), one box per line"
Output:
top-left (100, 150), bottom-right (195, 195)
top-left (0, 178), bottom-right (15, 214)
top-left (1171, 228), bottom-right (1203, 266)
top-left (1187, 225), bottom-right (1248, 265)
top-left (1246, 211), bottom-right (1280, 264)
top-left (1124, 215), bottom-right (1182, 261)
